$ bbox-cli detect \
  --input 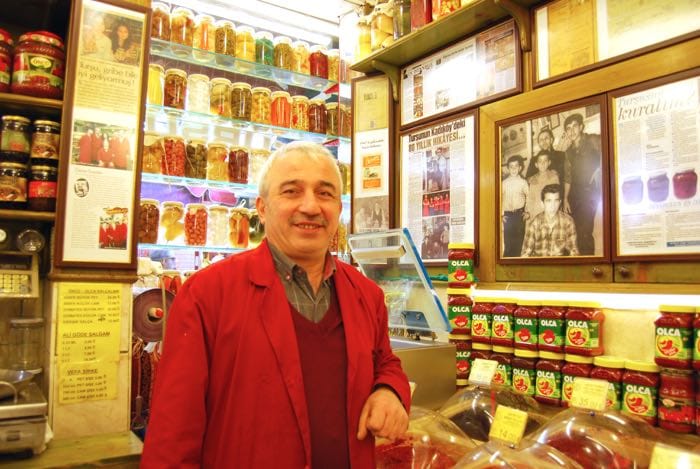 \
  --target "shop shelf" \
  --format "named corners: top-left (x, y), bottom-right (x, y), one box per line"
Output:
top-left (0, 208), bottom-right (56, 222)
top-left (150, 39), bottom-right (338, 94)
top-left (139, 243), bottom-right (247, 254)
top-left (0, 92), bottom-right (62, 120)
